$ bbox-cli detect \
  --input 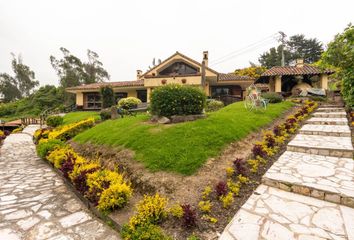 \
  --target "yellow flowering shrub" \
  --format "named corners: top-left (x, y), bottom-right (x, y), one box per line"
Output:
top-left (97, 182), bottom-right (133, 212)
top-left (202, 186), bottom-right (212, 200)
top-left (247, 159), bottom-right (259, 173)
top-left (169, 204), bottom-right (183, 218)
top-left (86, 169), bottom-right (124, 192)
top-left (47, 146), bottom-right (79, 168)
top-left (227, 180), bottom-right (240, 196)
top-left (220, 192), bottom-right (234, 208)
top-left (201, 215), bottom-right (218, 224)
top-left (237, 175), bottom-right (249, 184)
top-left (0, 130), bottom-right (4, 136)
top-left (198, 200), bottom-right (212, 213)
top-left (226, 167), bottom-right (235, 178)
top-left (12, 127), bottom-right (23, 133)
top-left (48, 118), bottom-right (95, 141)
top-left (69, 161), bottom-right (101, 181)
top-left (129, 194), bottom-right (168, 229)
